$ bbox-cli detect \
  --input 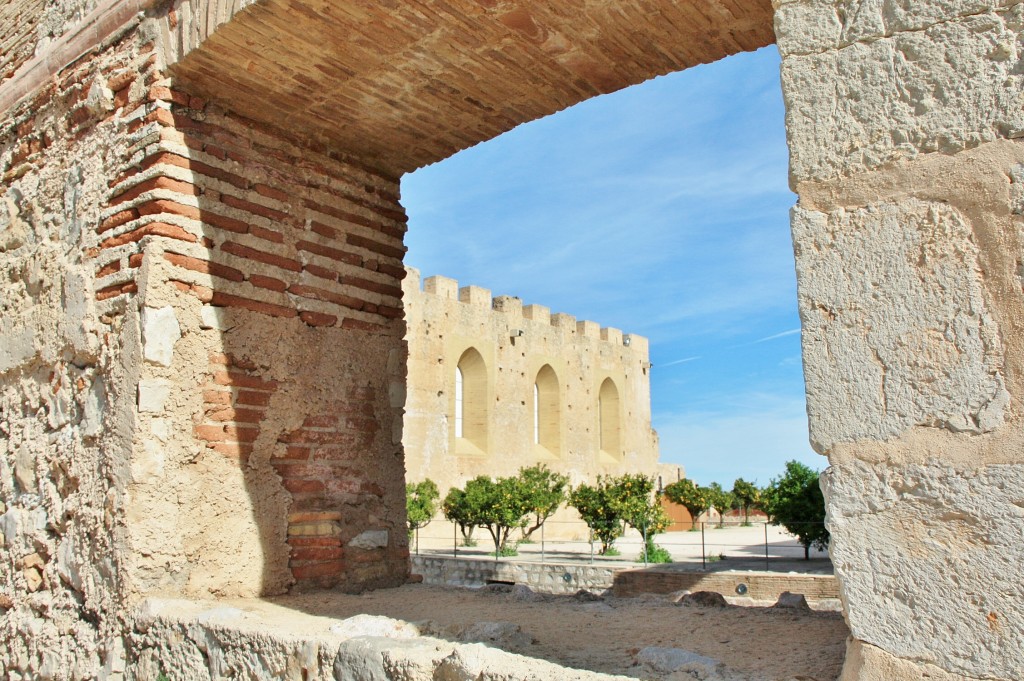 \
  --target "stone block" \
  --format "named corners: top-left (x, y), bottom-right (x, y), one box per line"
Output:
top-left (199, 305), bottom-right (228, 330)
top-left (458, 285), bottom-right (491, 307)
top-left (493, 296), bottom-right (523, 320)
top-left (424, 275), bottom-right (458, 299)
top-left (348, 529), bottom-right (388, 550)
top-left (522, 304), bottom-right (549, 324)
top-left (775, 0), bottom-right (1018, 55)
top-left (81, 379), bottom-right (107, 438)
top-left (388, 380), bottom-right (405, 409)
top-left (783, 7), bottom-right (1024, 182)
top-left (130, 441), bottom-right (165, 484)
top-left (14, 443), bottom-right (35, 493)
top-left (142, 306), bottom-right (181, 367)
top-left (551, 312), bottom-right (576, 330)
top-left (793, 199), bottom-right (1008, 451)
top-left (137, 379), bottom-right (172, 413)
top-left (576, 320), bottom-right (600, 338)
top-left (823, 461), bottom-right (1024, 679)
